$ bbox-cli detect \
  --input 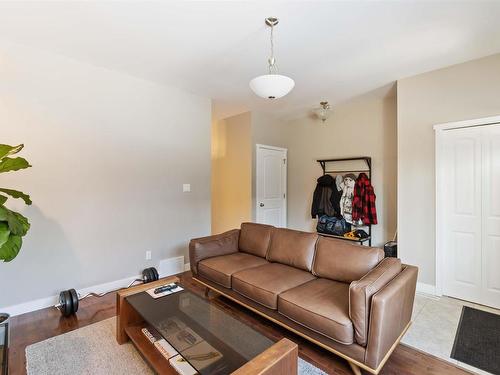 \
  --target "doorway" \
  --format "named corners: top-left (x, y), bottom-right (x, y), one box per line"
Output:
top-left (436, 116), bottom-right (500, 309)
top-left (255, 144), bottom-right (287, 227)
